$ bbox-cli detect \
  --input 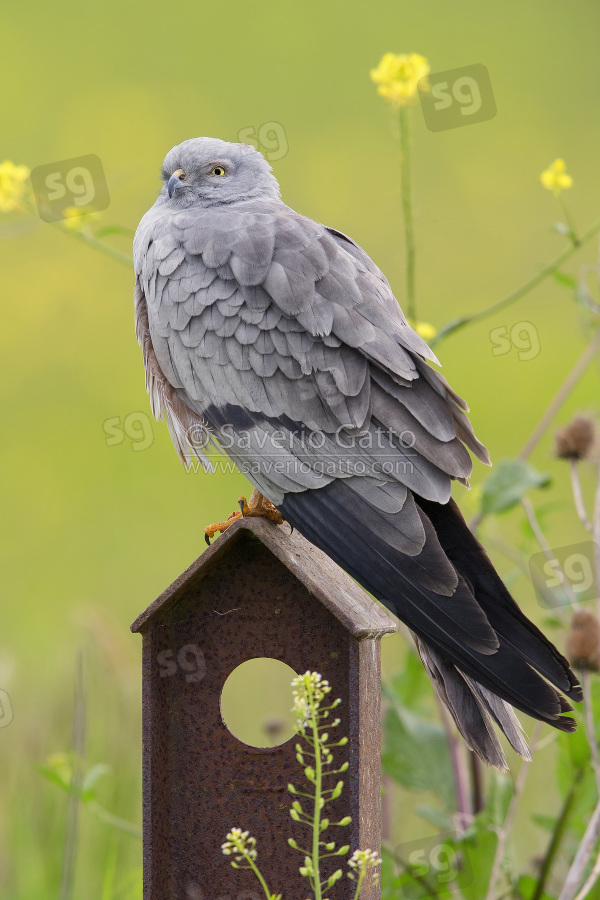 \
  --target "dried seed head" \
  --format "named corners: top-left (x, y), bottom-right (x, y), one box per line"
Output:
top-left (566, 610), bottom-right (600, 671)
top-left (555, 416), bottom-right (596, 461)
